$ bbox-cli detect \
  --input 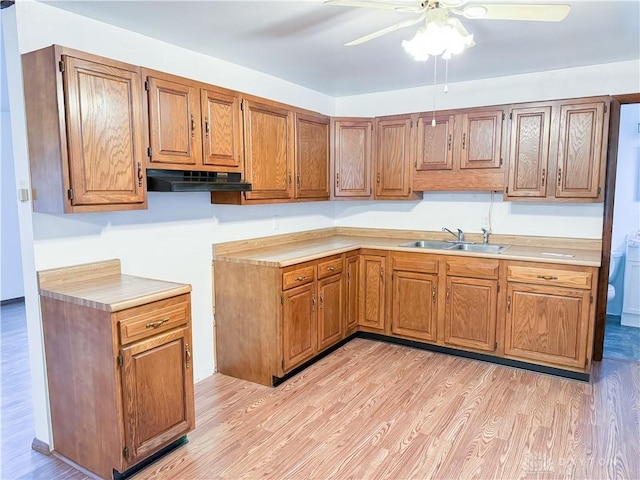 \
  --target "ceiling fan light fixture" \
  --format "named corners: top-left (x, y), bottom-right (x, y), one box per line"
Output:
top-left (462, 5), bottom-right (487, 18)
top-left (402, 14), bottom-right (474, 61)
